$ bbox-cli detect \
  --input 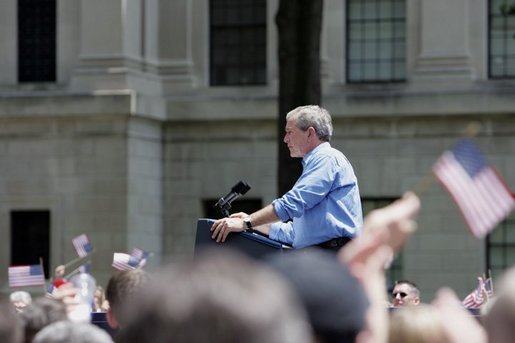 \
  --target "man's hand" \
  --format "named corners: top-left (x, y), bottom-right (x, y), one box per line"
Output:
top-left (210, 212), bottom-right (248, 242)
top-left (432, 288), bottom-right (488, 343)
